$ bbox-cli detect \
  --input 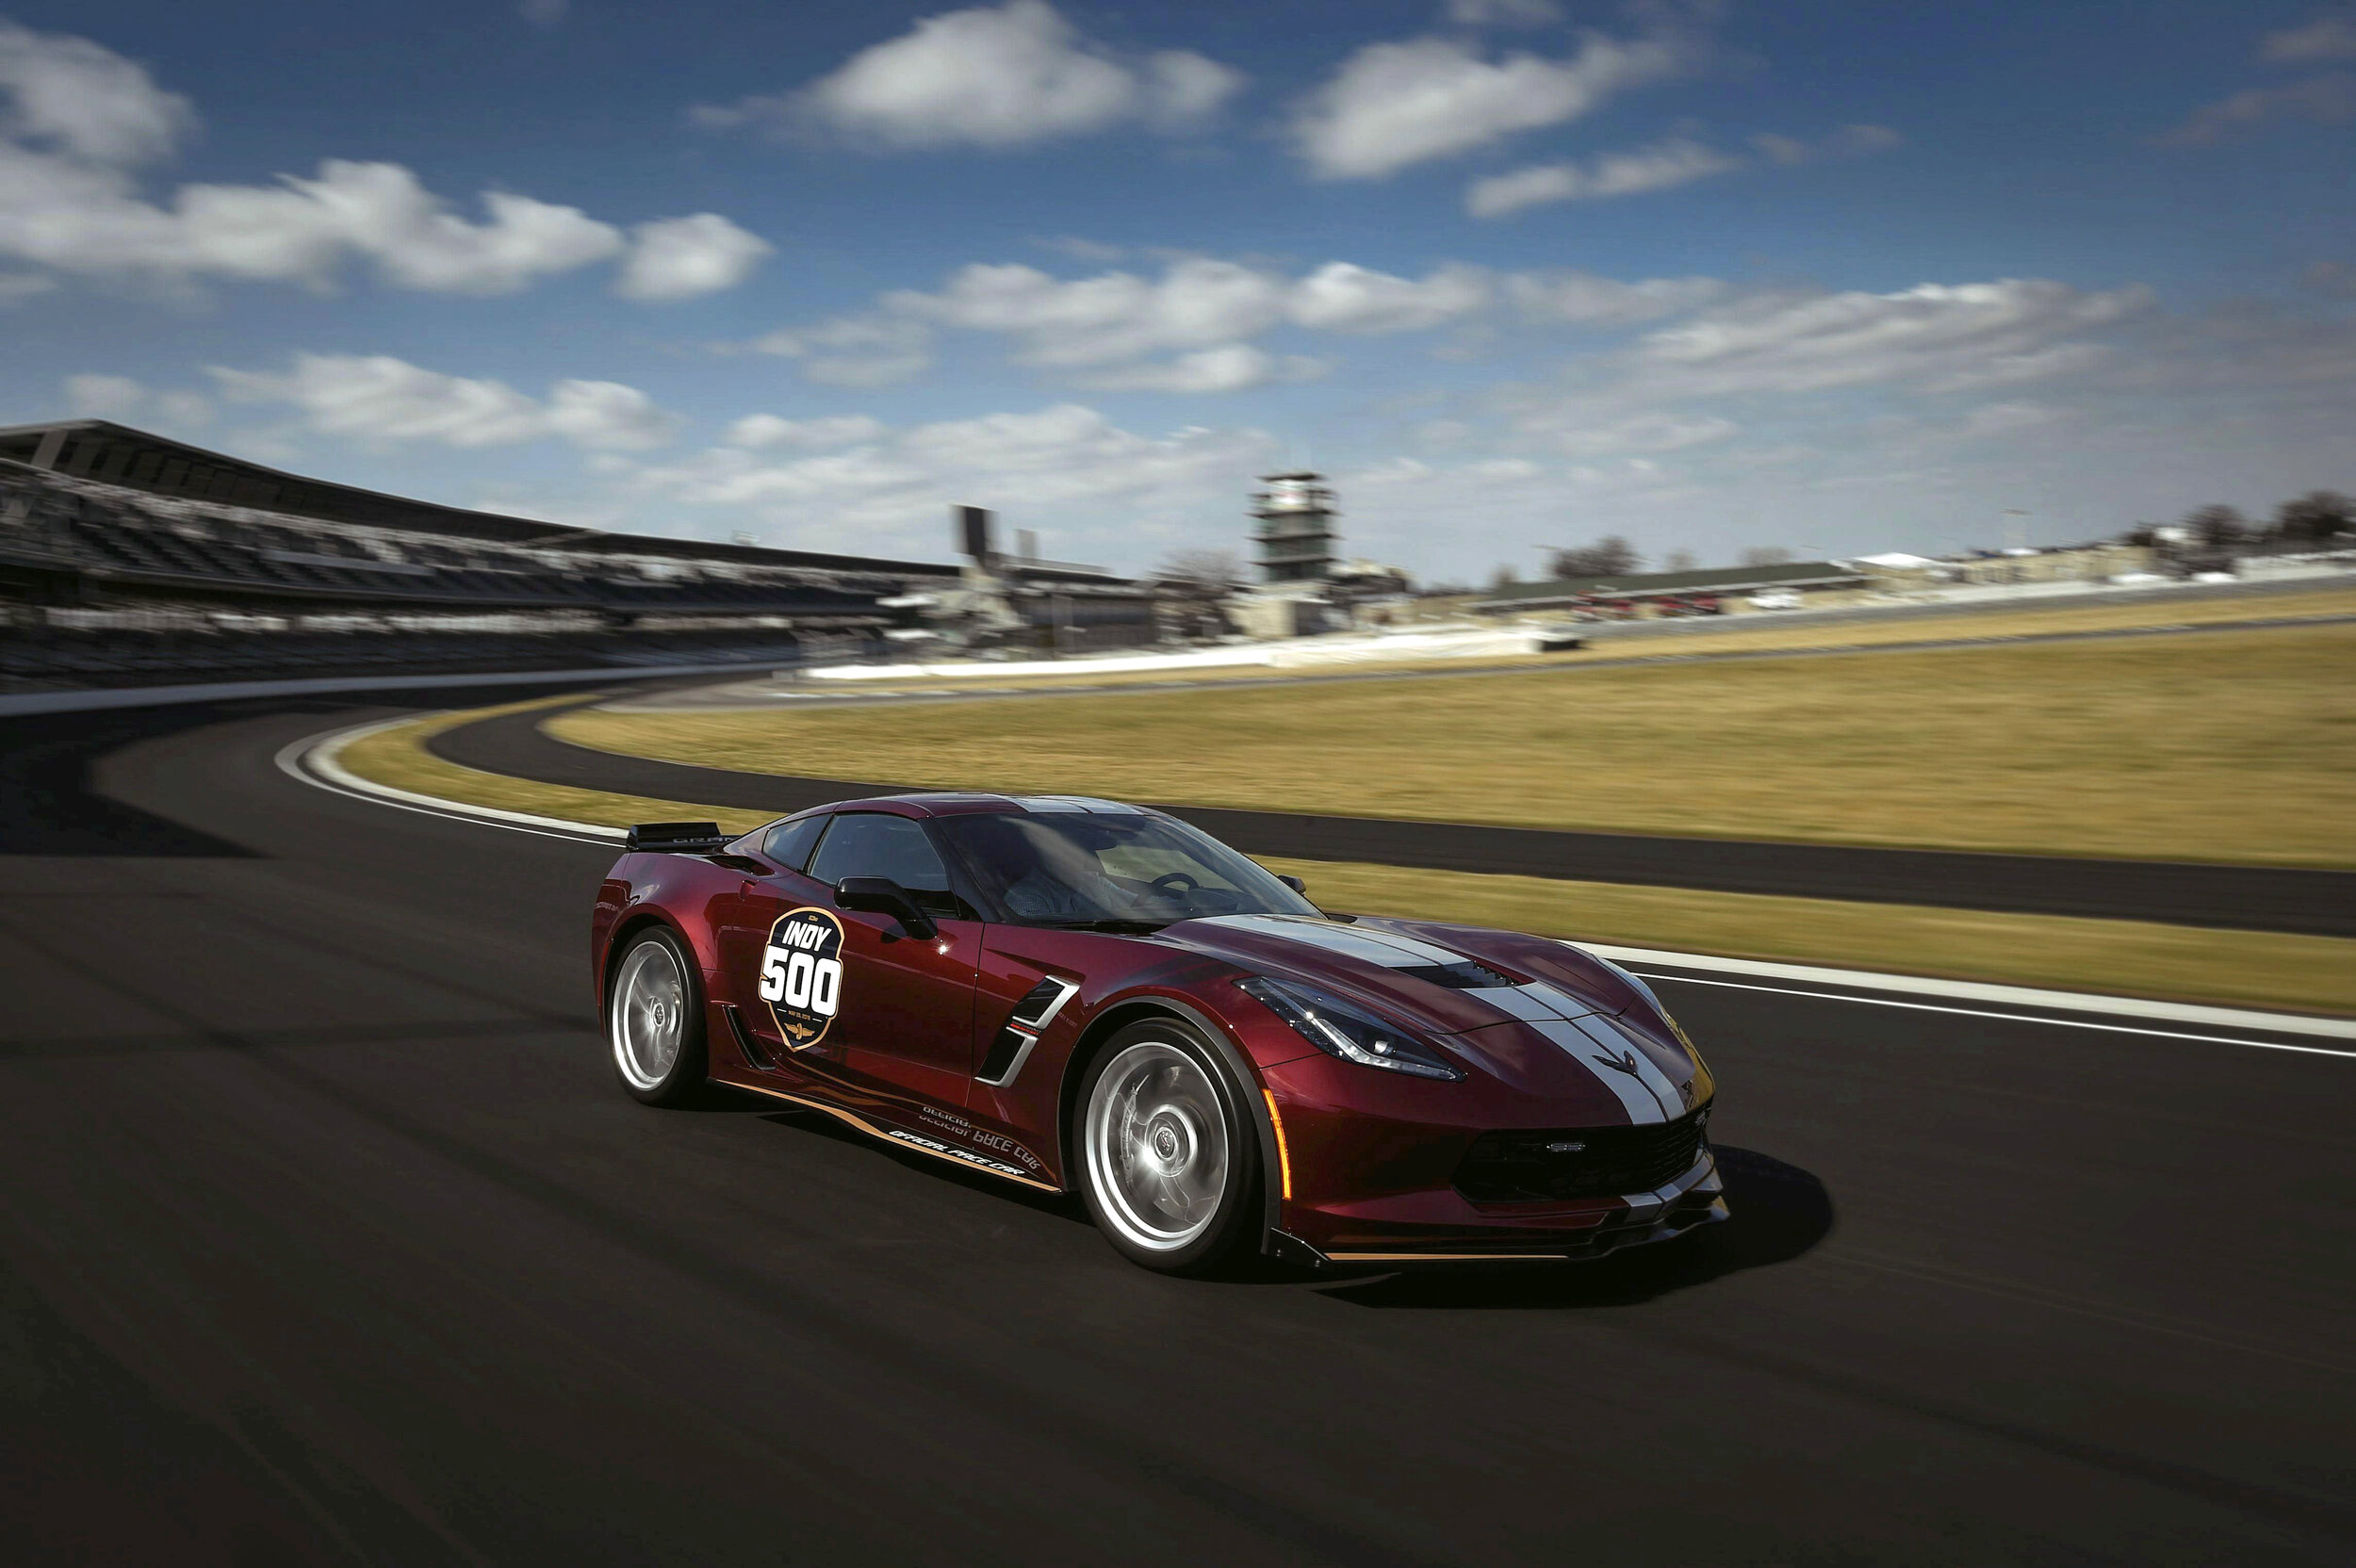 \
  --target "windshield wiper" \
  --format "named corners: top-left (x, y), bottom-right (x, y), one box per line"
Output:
top-left (1027, 917), bottom-right (1170, 933)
